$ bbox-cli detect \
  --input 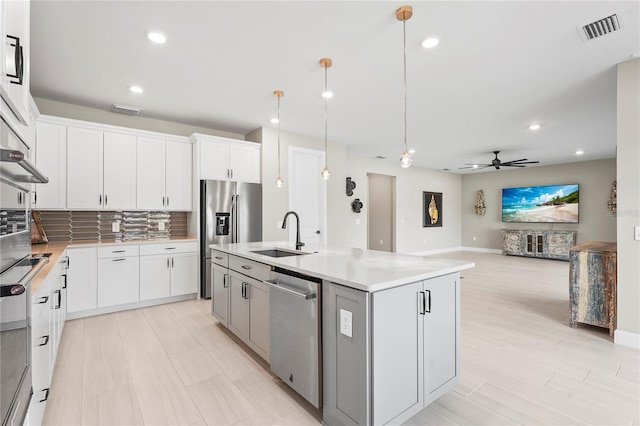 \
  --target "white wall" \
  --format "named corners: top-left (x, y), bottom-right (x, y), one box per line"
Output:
top-left (615, 58), bottom-right (640, 344)
top-left (461, 159), bottom-right (617, 250)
